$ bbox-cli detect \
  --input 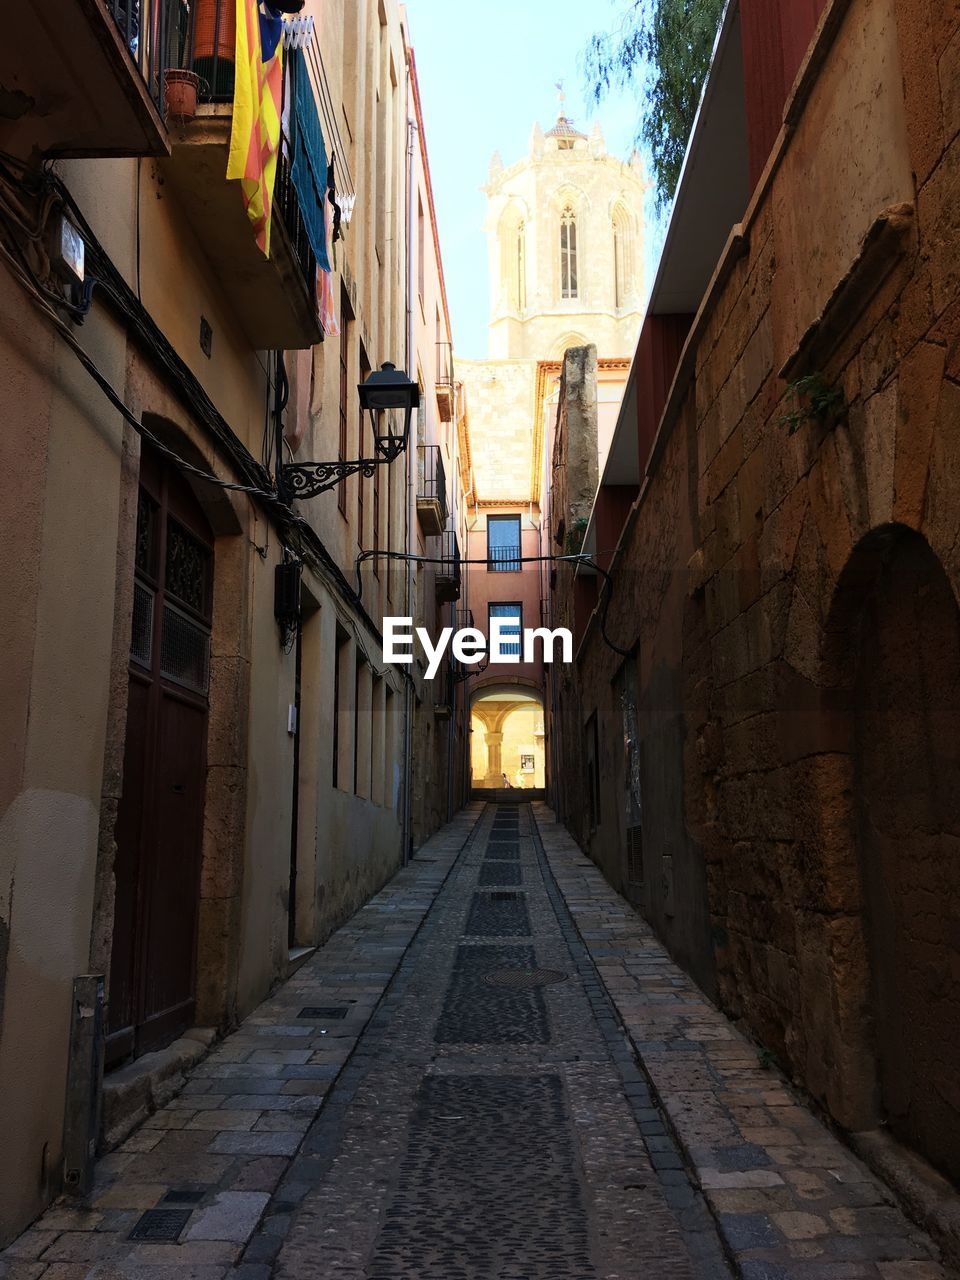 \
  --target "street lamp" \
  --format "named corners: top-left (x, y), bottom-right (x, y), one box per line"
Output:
top-left (359, 362), bottom-right (420, 462)
top-left (280, 361), bottom-right (419, 500)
